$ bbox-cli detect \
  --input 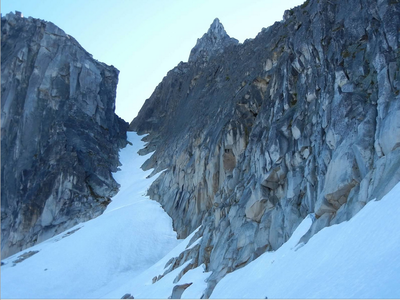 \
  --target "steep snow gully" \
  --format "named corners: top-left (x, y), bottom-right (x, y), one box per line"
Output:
top-left (1, 132), bottom-right (400, 298)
